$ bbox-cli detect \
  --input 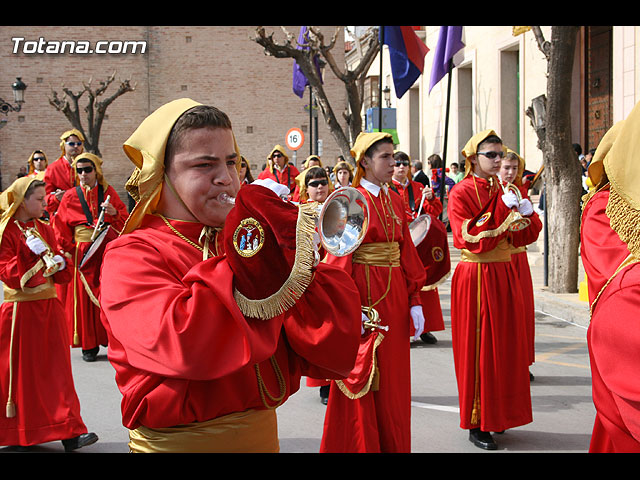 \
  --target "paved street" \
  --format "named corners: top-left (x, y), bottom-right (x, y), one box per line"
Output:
top-left (1, 220), bottom-right (597, 454)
